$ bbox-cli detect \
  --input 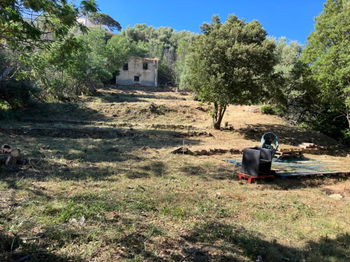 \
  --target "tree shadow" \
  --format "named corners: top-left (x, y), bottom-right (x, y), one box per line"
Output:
top-left (97, 90), bottom-right (157, 103)
top-left (101, 92), bottom-right (187, 103)
top-left (0, 127), bottom-right (200, 183)
top-left (181, 222), bottom-right (350, 261)
top-left (142, 161), bottom-right (167, 177)
top-left (237, 124), bottom-right (343, 152)
top-left (0, 126), bottom-right (198, 141)
top-left (118, 232), bottom-right (167, 261)
top-left (180, 163), bottom-right (235, 180)
top-left (0, 231), bottom-right (83, 262)
top-left (19, 102), bottom-right (110, 122)
top-left (110, 85), bottom-right (175, 93)
top-left (264, 174), bottom-right (350, 190)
